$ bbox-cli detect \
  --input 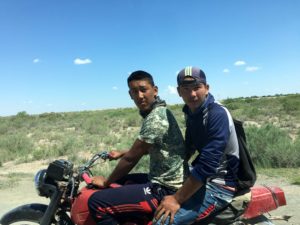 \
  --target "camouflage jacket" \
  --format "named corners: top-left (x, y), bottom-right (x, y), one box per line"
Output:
top-left (138, 106), bottom-right (189, 190)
